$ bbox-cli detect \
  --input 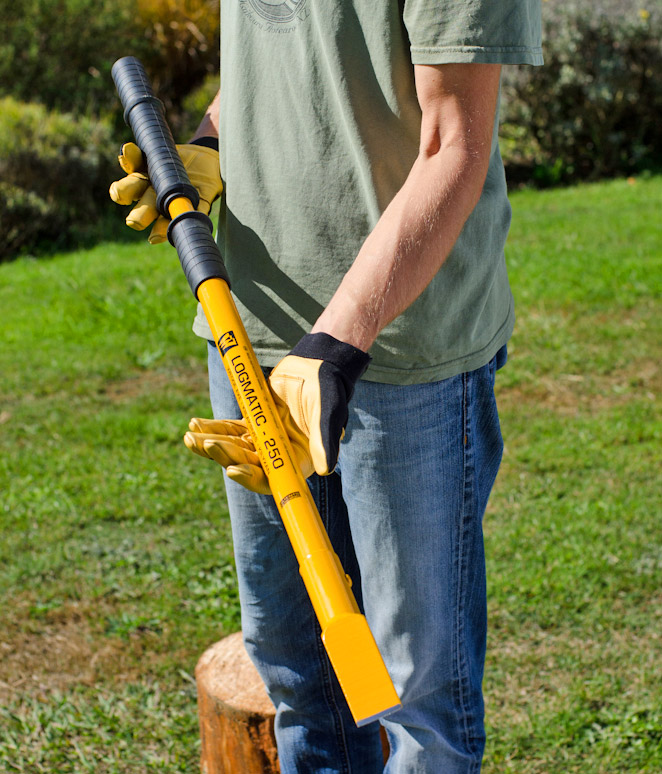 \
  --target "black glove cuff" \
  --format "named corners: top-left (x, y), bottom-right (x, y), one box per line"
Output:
top-left (188, 136), bottom-right (219, 152)
top-left (290, 333), bottom-right (372, 385)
